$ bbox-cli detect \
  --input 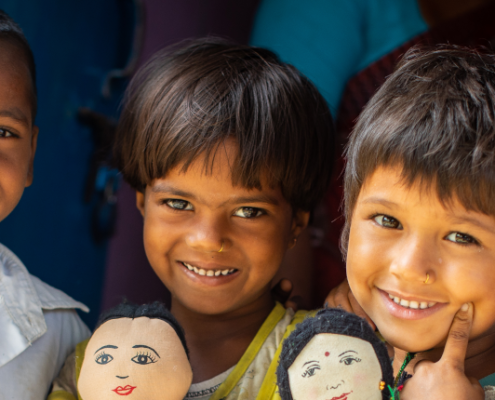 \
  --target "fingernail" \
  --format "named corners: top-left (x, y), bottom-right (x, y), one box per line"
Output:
top-left (461, 303), bottom-right (469, 312)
